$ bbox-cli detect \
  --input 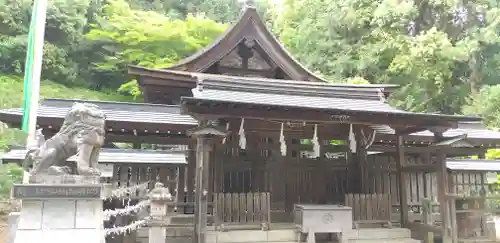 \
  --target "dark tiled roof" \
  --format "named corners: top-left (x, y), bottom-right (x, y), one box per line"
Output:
top-left (192, 88), bottom-right (402, 113)
top-left (0, 98), bottom-right (197, 126)
top-left (129, 66), bottom-right (399, 97)
top-left (195, 74), bottom-right (397, 100)
top-left (188, 77), bottom-right (481, 124)
top-left (446, 158), bottom-right (500, 171)
top-left (1, 148), bottom-right (187, 164)
top-left (190, 75), bottom-right (402, 113)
